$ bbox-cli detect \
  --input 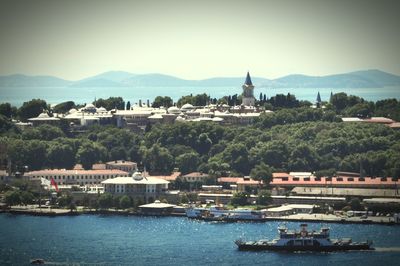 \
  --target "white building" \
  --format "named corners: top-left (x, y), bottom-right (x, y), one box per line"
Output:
top-left (25, 169), bottom-right (129, 186)
top-left (102, 172), bottom-right (169, 202)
